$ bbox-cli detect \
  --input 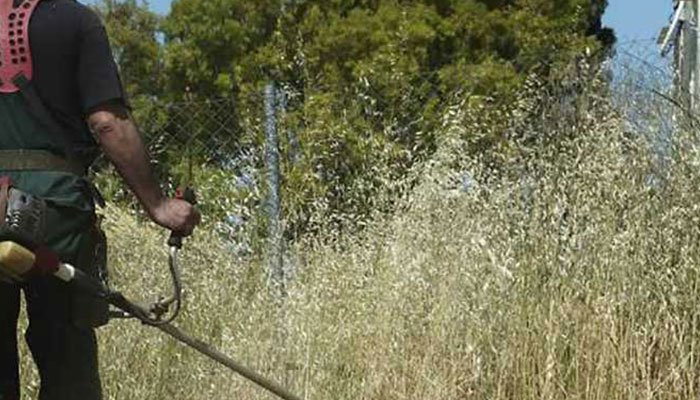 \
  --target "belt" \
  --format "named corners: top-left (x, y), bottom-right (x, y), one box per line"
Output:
top-left (0, 149), bottom-right (86, 176)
